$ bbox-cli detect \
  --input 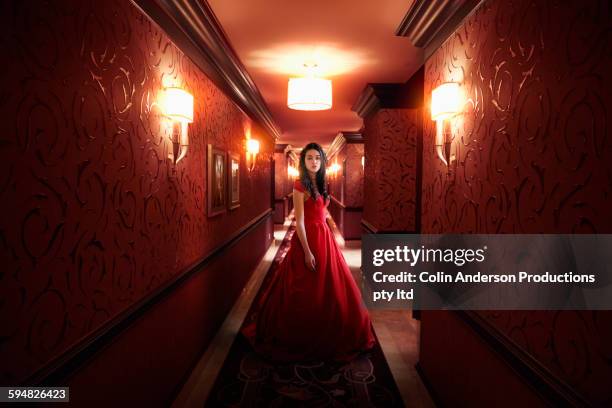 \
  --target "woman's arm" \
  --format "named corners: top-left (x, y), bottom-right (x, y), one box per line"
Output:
top-left (293, 189), bottom-right (316, 271)
top-left (324, 198), bottom-right (332, 225)
top-left (324, 207), bottom-right (332, 221)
